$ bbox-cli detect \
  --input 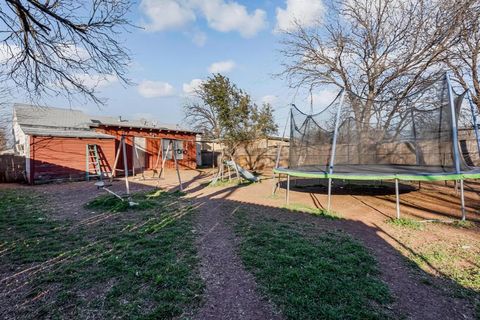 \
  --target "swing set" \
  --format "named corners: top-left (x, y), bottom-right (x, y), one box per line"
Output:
top-left (94, 135), bottom-right (184, 202)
